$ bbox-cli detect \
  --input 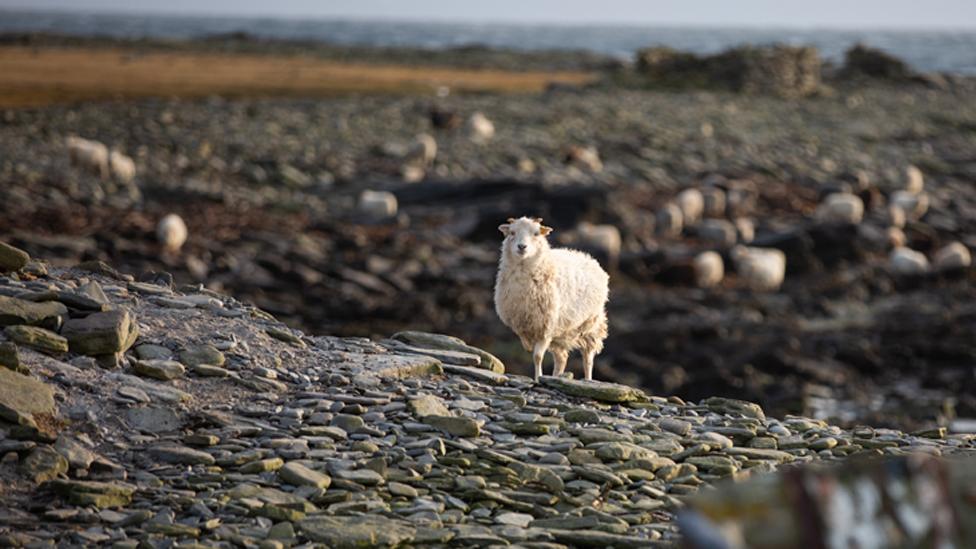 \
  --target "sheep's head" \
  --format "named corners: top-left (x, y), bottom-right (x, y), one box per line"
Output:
top-left (499, 217), bottom-right (552, 260)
